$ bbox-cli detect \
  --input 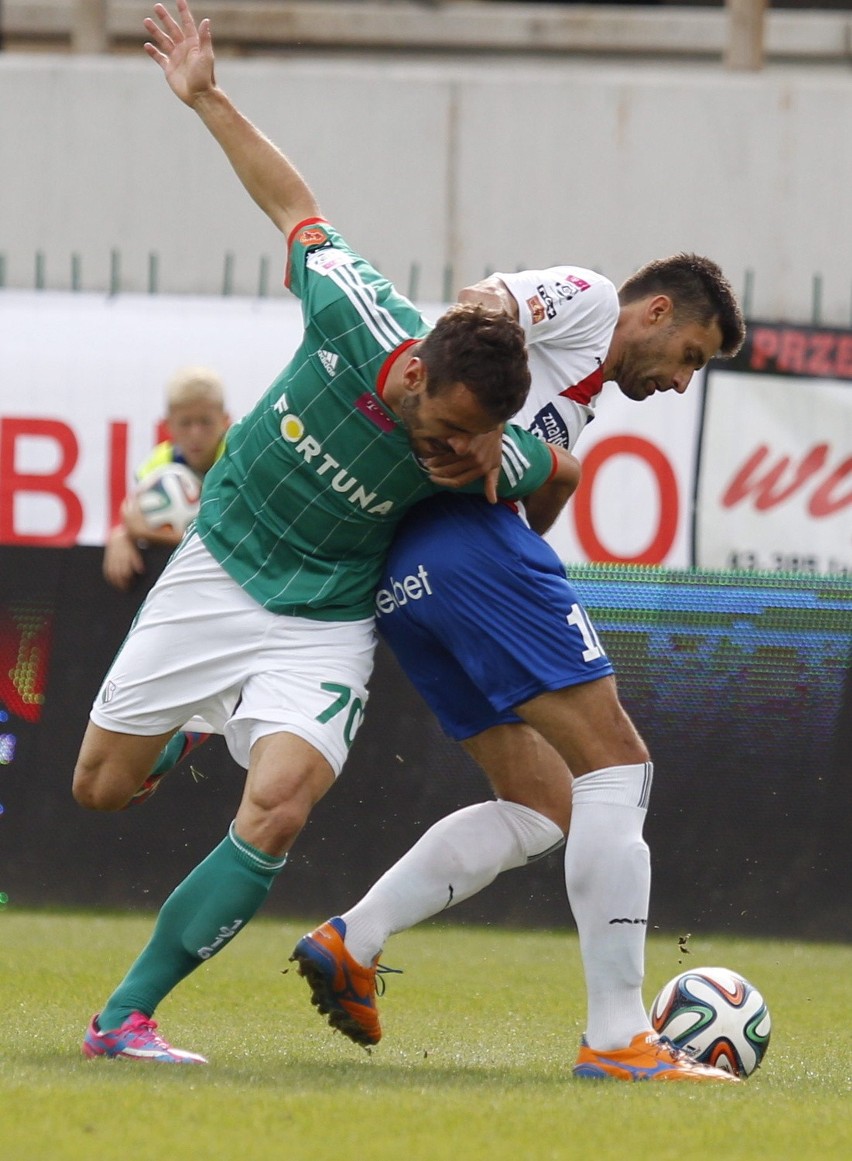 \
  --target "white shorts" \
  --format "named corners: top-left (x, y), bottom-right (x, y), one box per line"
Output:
top-left (90, 531), bottom-right (376, 775)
